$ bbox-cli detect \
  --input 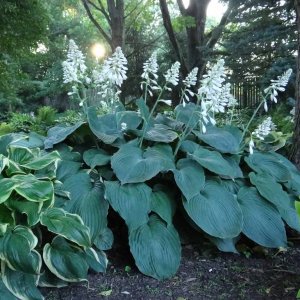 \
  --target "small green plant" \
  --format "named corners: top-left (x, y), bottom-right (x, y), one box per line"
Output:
top-left (0, 122), bottom-right (13, 136)
top-left (36, 106), bottom-right (57, 126)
